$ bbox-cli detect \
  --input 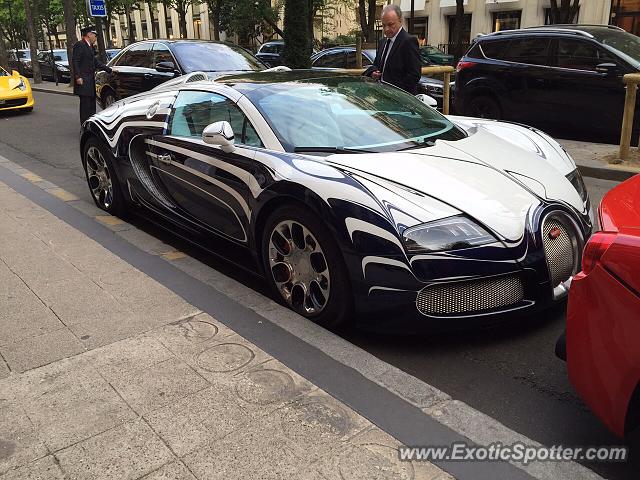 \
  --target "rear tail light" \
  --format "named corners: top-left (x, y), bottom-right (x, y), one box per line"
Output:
top-left (456, 61), bottom-right (477, 73)
top-left (581, 232), bottom-right (617, 275)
